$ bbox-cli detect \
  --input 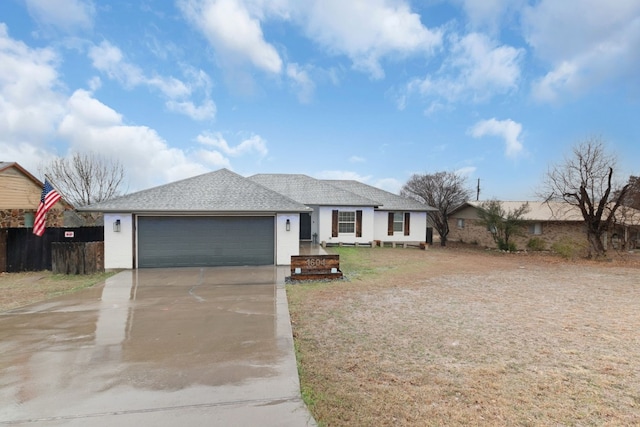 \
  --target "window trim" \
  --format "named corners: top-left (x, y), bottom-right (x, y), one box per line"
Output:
top-left (338, 211), bottom-right (356, 234)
